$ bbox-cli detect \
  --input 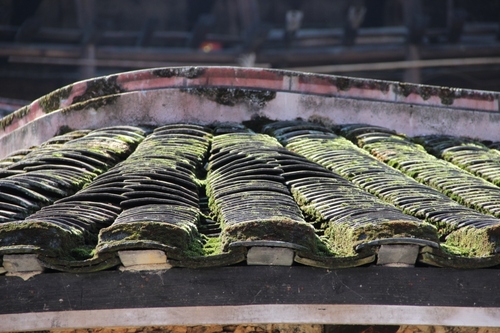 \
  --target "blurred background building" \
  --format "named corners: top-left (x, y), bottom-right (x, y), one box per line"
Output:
top-left (1, 0), bottom-right (500, 115)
